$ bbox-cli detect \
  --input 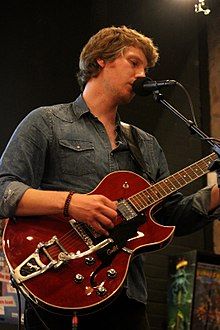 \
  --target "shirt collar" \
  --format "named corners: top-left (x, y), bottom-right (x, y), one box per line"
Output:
top-left (73, 94), bottom-right (91, 119)
top-left (73, 94), bottom-right (122, 126)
